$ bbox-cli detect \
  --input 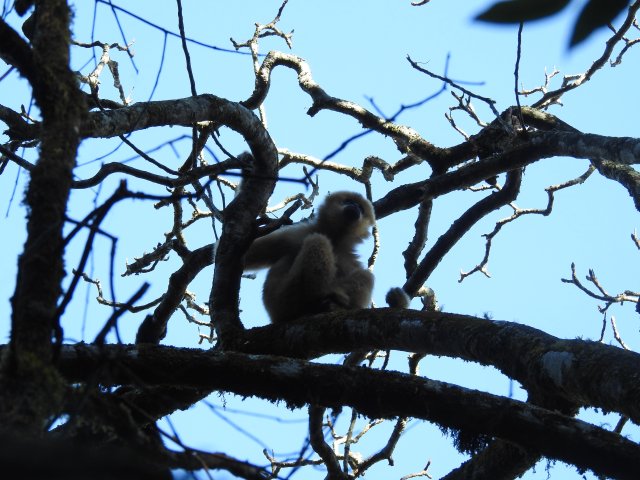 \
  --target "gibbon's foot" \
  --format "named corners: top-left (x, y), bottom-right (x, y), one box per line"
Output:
top-left (318, 289), bottom-right (351, 313)
top-left (386, 287), bottom-right (410, 309)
